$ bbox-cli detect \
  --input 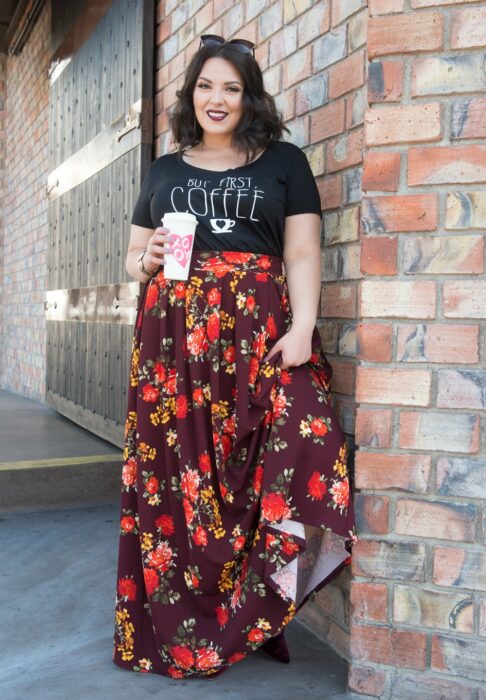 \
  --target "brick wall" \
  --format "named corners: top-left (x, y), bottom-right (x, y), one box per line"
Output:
top-left (0, 1), bottom-right (50, 400)
top-left (154, 0), bottom-right (367, 660)
top-left (350, 1), bottom-right (486, 697)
